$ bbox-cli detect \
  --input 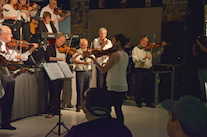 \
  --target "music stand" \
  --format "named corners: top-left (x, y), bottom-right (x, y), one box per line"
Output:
top-left (43, 62), bottom-right (74, 137)
top-left (45, 93), bottom-right (70, 137)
